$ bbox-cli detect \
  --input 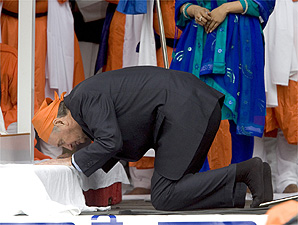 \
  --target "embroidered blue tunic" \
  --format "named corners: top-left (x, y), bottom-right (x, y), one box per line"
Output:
top-left (170, 0), bottom-right (275, 137)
